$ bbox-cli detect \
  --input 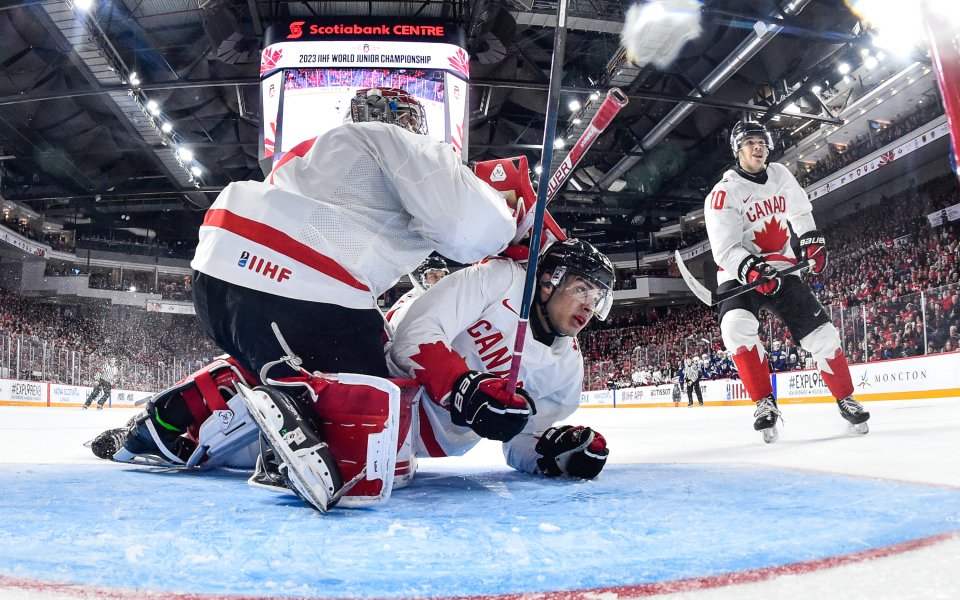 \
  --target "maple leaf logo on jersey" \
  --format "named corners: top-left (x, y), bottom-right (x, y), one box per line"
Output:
top-left (409, 341), bottom-right (469, 404)
top-left (752, 216), bottom-right (788, 254)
